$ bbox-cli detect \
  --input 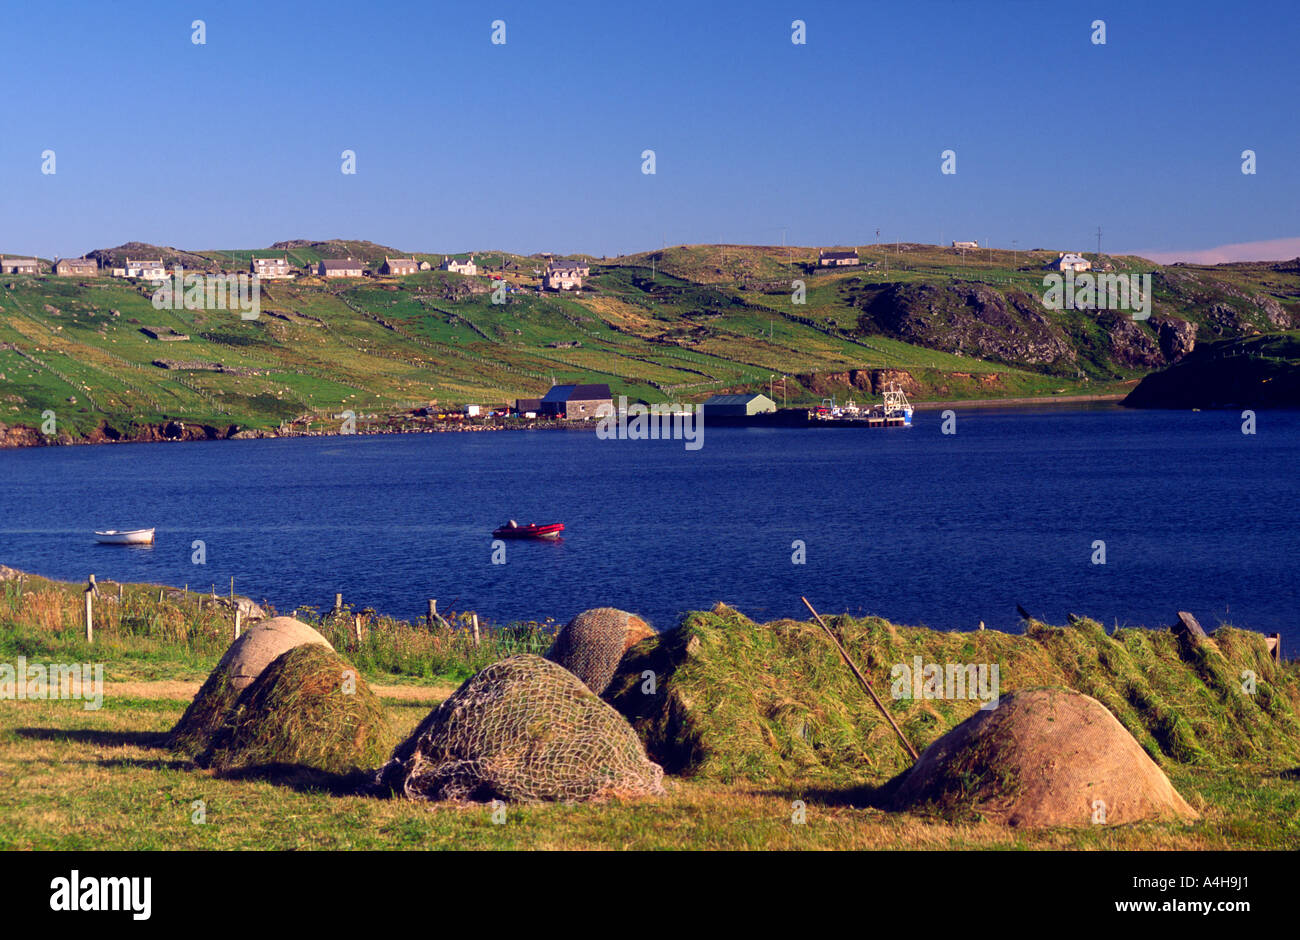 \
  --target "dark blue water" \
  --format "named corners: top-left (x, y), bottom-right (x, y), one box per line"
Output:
top-left (1, 408), bottom-right (1296, 650)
